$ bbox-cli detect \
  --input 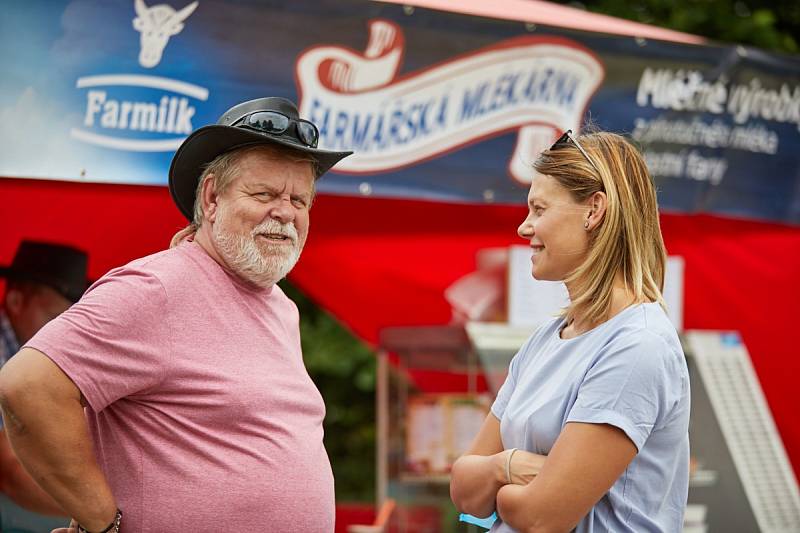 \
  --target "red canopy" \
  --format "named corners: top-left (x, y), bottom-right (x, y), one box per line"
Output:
top-left (1, 177), bottom-right (799, 479)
